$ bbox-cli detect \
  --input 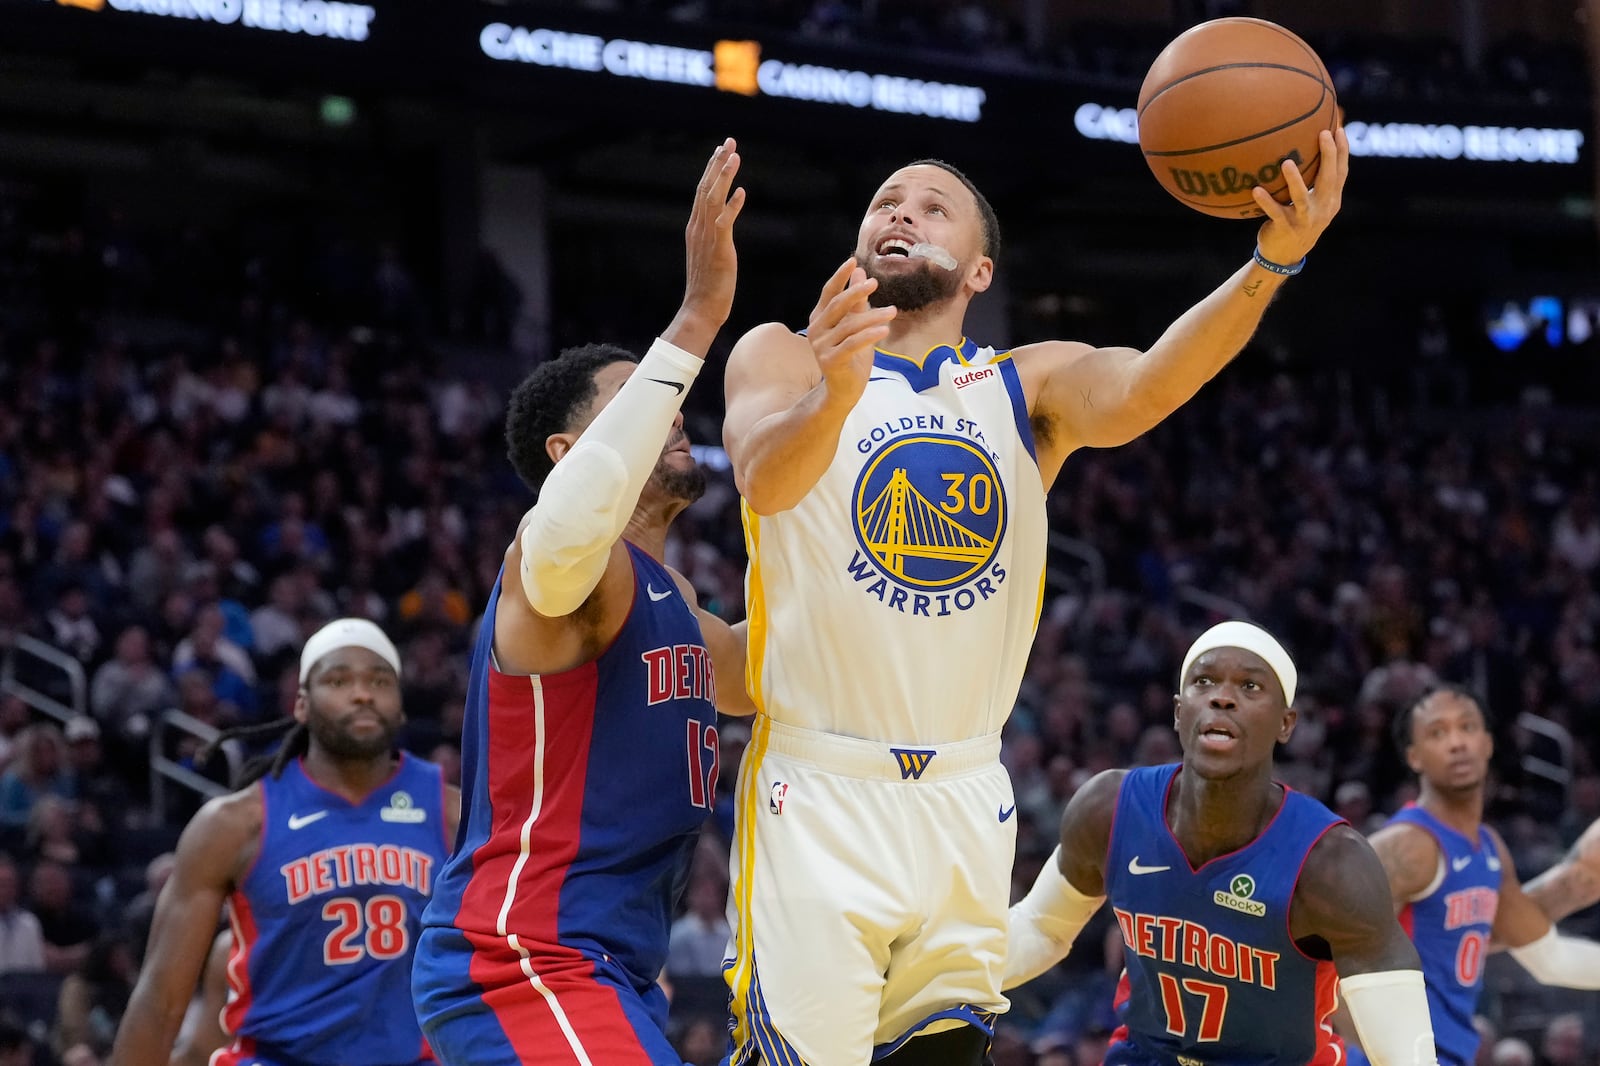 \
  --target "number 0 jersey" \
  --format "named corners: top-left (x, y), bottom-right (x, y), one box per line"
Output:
top-left (1387, 805), bottom-right (1502, 1066)
top-left (743, 338), bottom-right (1047, 744)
